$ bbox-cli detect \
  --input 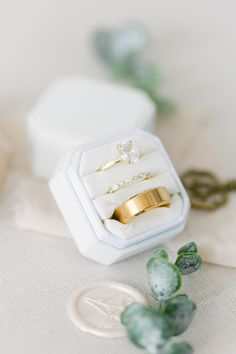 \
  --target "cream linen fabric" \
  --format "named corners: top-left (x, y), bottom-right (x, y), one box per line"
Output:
top-left (1, 181), bottom-right (236, 354)
top-left (15, 175), bottom-right (71, 238)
